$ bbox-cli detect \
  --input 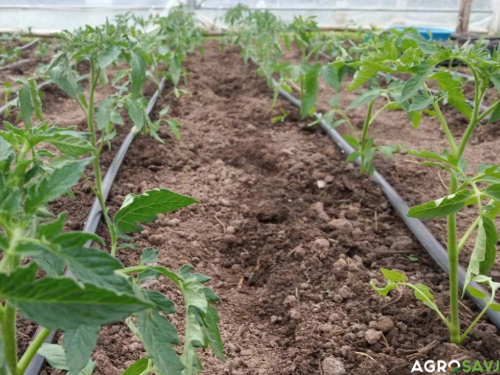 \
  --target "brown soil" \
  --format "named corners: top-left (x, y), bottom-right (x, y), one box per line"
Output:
top-left (46, 40), bottom-right (500, 375)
